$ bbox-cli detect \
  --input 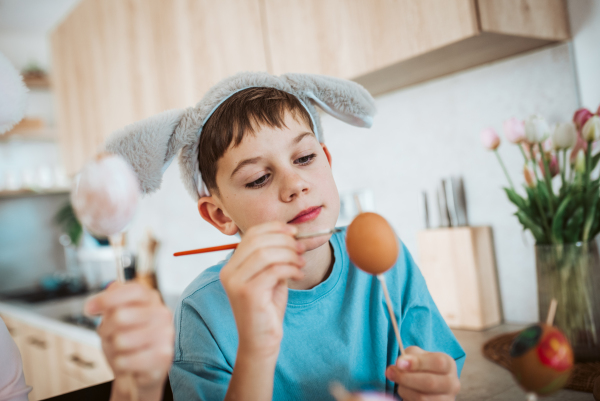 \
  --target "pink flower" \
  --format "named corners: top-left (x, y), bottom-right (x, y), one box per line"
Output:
top-left (542, 138), bottom-right (553, 152)
top-left (503, 118), bottom-right (526, 143)
top-left (539, 154), bottom-right (559, 178)
top-left (481, 128), bottom-right (500, 150)
top-left (524, 165), bottom-right (536, 187)
top-left (573, 108), bottom-right (593, 131)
